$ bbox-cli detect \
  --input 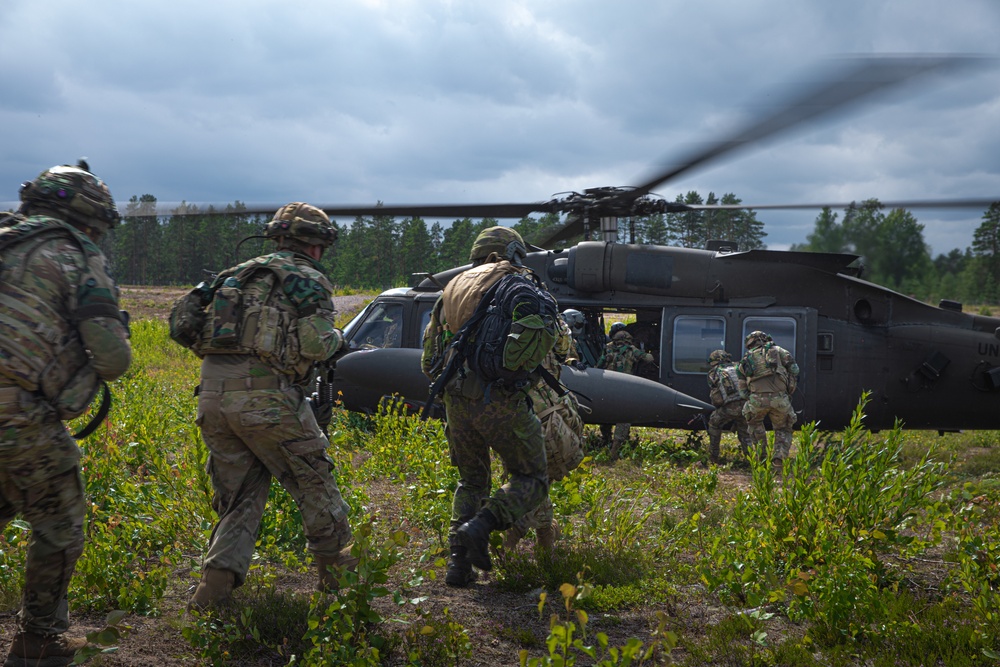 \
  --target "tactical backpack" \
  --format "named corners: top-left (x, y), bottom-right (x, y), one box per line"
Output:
top-left (717, 363), bottom-right (741, 404)
top-left (423, 271), bottom-right (560, 416)
top-left (466, 273), bottom-right (560, 386)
